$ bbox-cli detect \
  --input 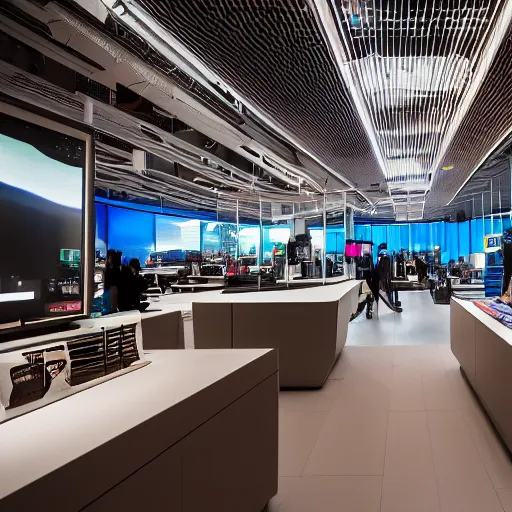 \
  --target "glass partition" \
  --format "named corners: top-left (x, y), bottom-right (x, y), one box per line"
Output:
top-left (96, 199), bottom-right (512, 279)
top-left (155, 215), bottom-right (200, 252)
